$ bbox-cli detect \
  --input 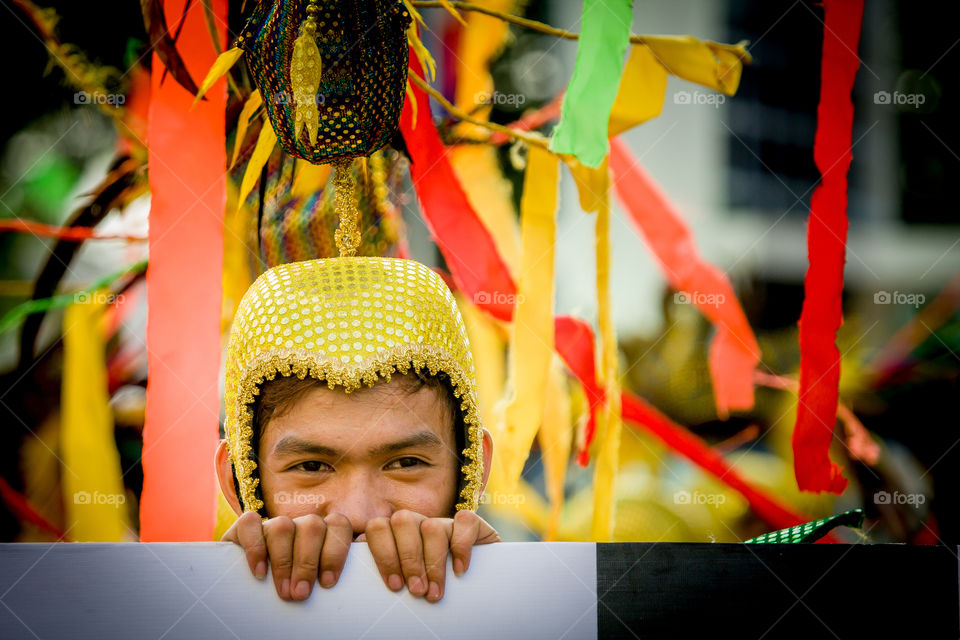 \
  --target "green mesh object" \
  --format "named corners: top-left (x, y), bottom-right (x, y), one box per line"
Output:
top-left (236, 0), bottom-right (411, 164)
top-left (744, 509), bottom-right (865, 544)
